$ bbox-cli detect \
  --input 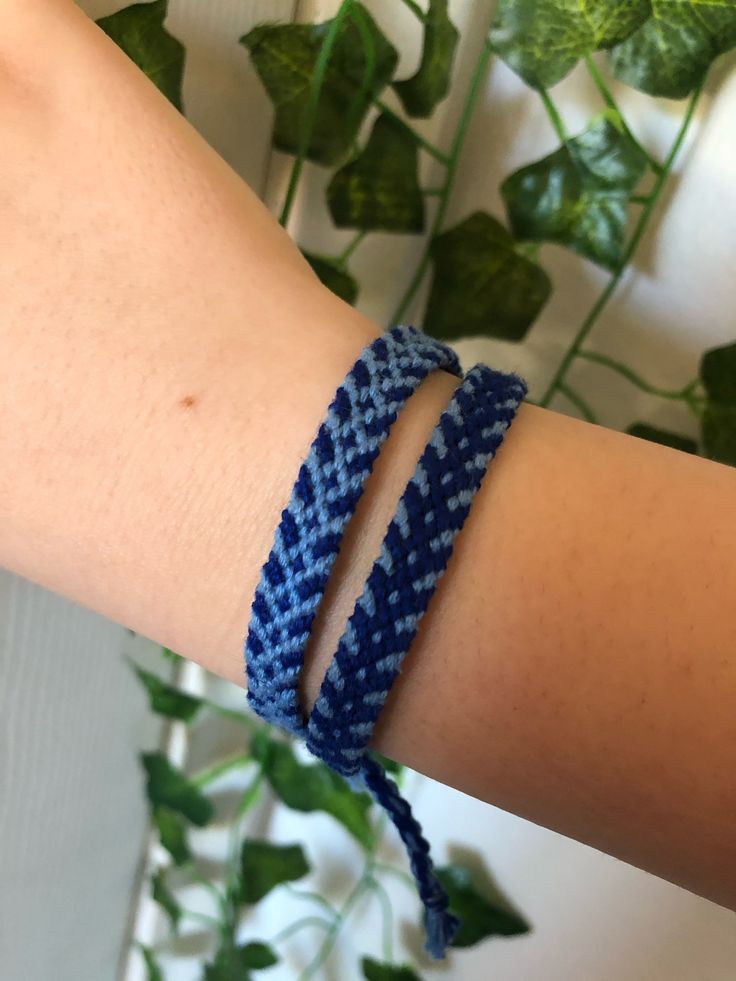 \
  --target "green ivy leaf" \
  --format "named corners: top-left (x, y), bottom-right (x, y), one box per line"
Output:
top-left (392, 0), bottom-right (459, 116)
top-left (141, 752), bottom-right (214, 827)
top-left (153, 805), bottom-right (191, 866)
top-left (139, 944), bottom-right (164, 981)
top-left (203, 940), bottom-right (278, 981)
top-left (132, 663), bottom-right (202, 722)
top-left (253, 733), bottom-right (375, 849)
top-left (96, 0), bottom-right (185, 111)
top-left (326, 113), bottom-right (424, 232)
top-left (240, 5), bottom-right (398, 165)
top-left (239, 941), bottom-right (279, 970)
top-left (303, 251), bottom-right (359, 304)
top-left (700, 342), bottom-right (736, 404)
top-left (161, 646), bottom-right (184, 663)
top-left (239, 839), bottom-right (310, 904)
top-left (202, 959), bottom-right (233, 981)
top-left (609, 1), bottom-right (736, 99)
top-left (436, 864), bottom-right (531, 948)
top-left (152, 868), bottom-right (181, 931)
top-left (626, 422), bottom-right (697, 454)
top-left (202, 946), bottom-right (245, 981)
top-left (501, 116), bottom-right (647, 270)
top-left (701, 404), bottom-right (736, 466)
top-left (425, 211), bottom-right (551, 341)
top-left (371, 750), bottom-right (403, 776)
top-left (202, 963), bottom-right (237, 981)
top-left (489, 0), bottom-right (648, 89)
top-left (699, 342), bottom-right (736, 466)
top-left (361, 957), bottom-right (422, 980)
